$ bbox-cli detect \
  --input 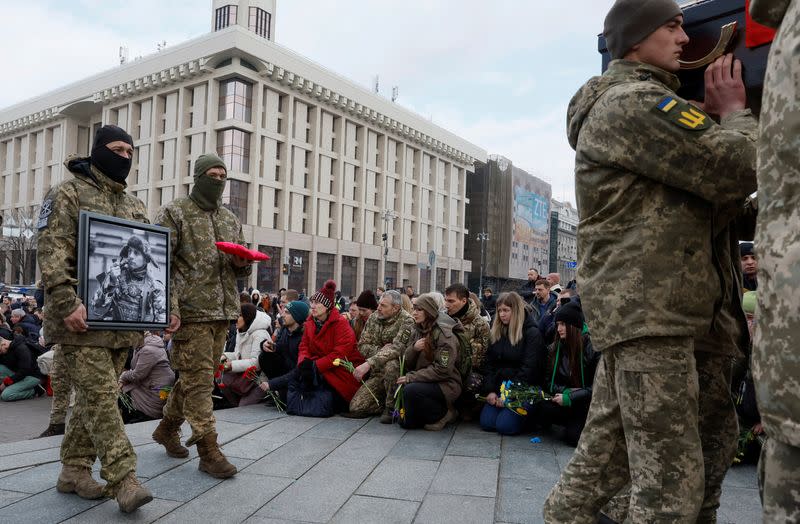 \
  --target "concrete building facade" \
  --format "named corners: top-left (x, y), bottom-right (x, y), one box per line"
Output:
top-left (549, 199), bottom-right (578, 283)
top-left (0, 0), bottom-right (485, 296)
